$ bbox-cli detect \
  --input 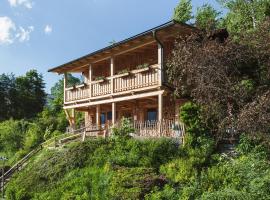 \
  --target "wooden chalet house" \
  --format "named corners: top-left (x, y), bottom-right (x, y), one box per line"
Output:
top-left (48, 21), bottom-right (194, 138)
